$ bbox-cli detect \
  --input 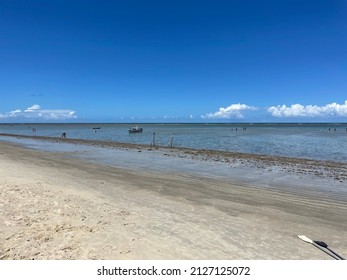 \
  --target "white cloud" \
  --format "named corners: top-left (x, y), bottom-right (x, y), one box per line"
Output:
top-left (268, 101), bottom-right (347, 118)
top-left (9, 109), bottom-right (22, 116)
top-left (0, 104), bottom-right (77, 120)
top-left (163, 115), bottom-right (179, 120)
top-left (25, 104), bottom-right (41, 112)
top-left (201, 103), bottom-right (257, 119)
